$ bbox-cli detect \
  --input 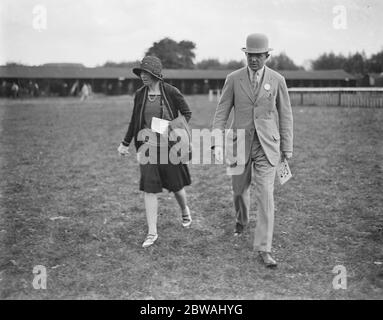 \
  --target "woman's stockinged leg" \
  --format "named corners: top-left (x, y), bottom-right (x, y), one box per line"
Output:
top-left (144, 192), bottom-right (158, 235)
top-left (174, 188), bottom-right (187, 211)
top-left (174, 188), bottom-right (192, 227)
